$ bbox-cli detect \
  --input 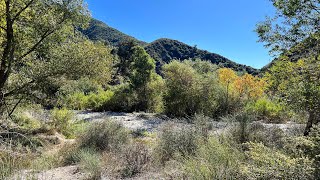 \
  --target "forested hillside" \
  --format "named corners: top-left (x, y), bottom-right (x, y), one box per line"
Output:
top-left (261, 32), bottom-right (320, 71)
top-left (81, 18), bottom-right (259, 74)
top-left (145, 38), bottom-right (259, 74)
top-left (79, 19), bottom-right (147, 46)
